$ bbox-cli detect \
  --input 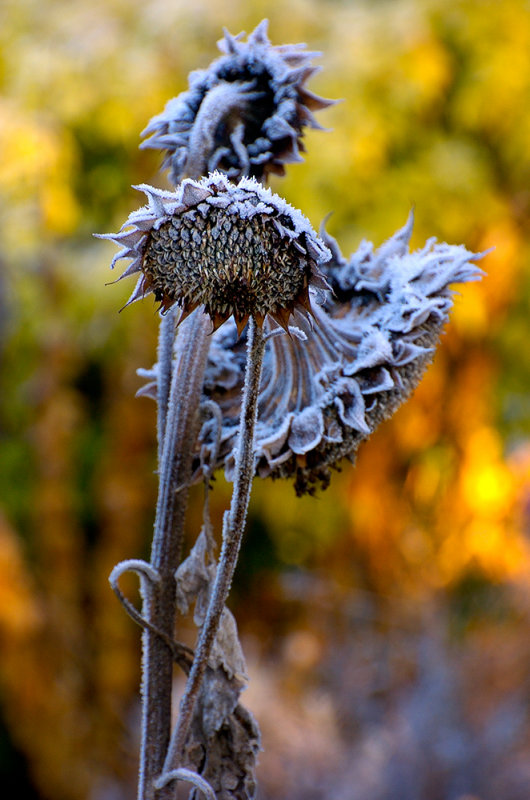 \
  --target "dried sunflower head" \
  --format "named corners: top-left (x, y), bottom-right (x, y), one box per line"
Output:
top-left (140, 19), bottom-right (335, 184)
top-left (97, 172), bottom-right (330, 336)
top-left (138, 213), bottom-right (483, 494)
